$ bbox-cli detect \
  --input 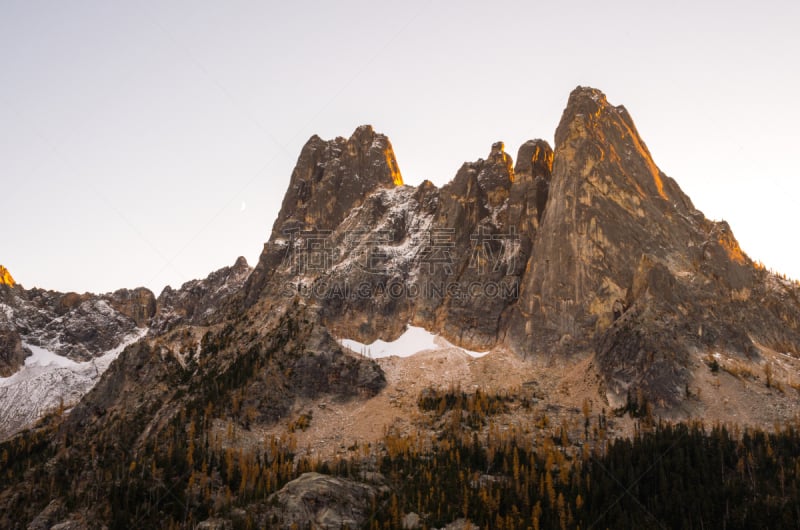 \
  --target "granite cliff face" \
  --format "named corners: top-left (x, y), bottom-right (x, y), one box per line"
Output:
top-left (242, 88), bottom-right (800, 405)
top-left (506, 88), bottom-right (800, 403)
top-left (245, 125), bottom-right (403, 306)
